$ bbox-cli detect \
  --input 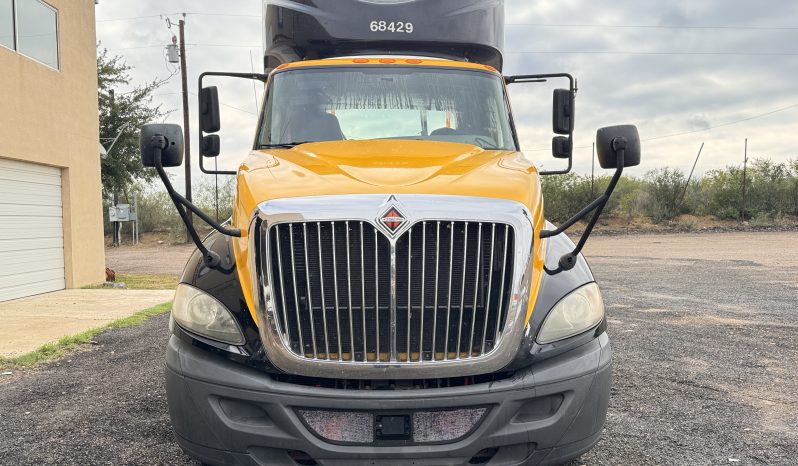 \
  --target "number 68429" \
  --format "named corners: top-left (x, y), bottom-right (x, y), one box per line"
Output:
top-left (370, 20), bottom-right (414, 34)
